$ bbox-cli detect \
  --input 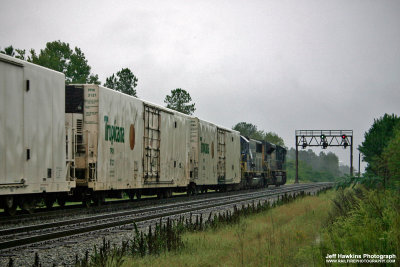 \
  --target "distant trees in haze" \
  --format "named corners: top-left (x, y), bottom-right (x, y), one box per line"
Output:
top-left (285, 148), bottom-right (341, 182)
